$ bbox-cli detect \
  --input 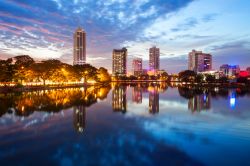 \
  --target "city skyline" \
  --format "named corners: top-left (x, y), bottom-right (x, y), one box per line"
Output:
top-left (0, 0), bottom-right (250, 73)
